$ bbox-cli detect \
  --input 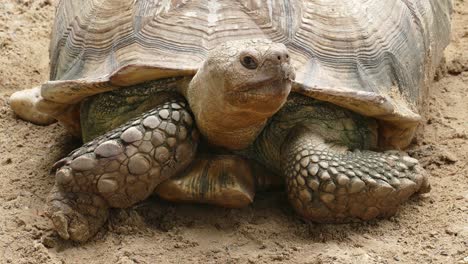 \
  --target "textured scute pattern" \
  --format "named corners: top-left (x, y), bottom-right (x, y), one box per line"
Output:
top-left (283, 136), bottom-right (430, 222)
top-left (49, 0), bottom-right (450, 110)
top-left (52, 100), bottom-right (197, 208)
